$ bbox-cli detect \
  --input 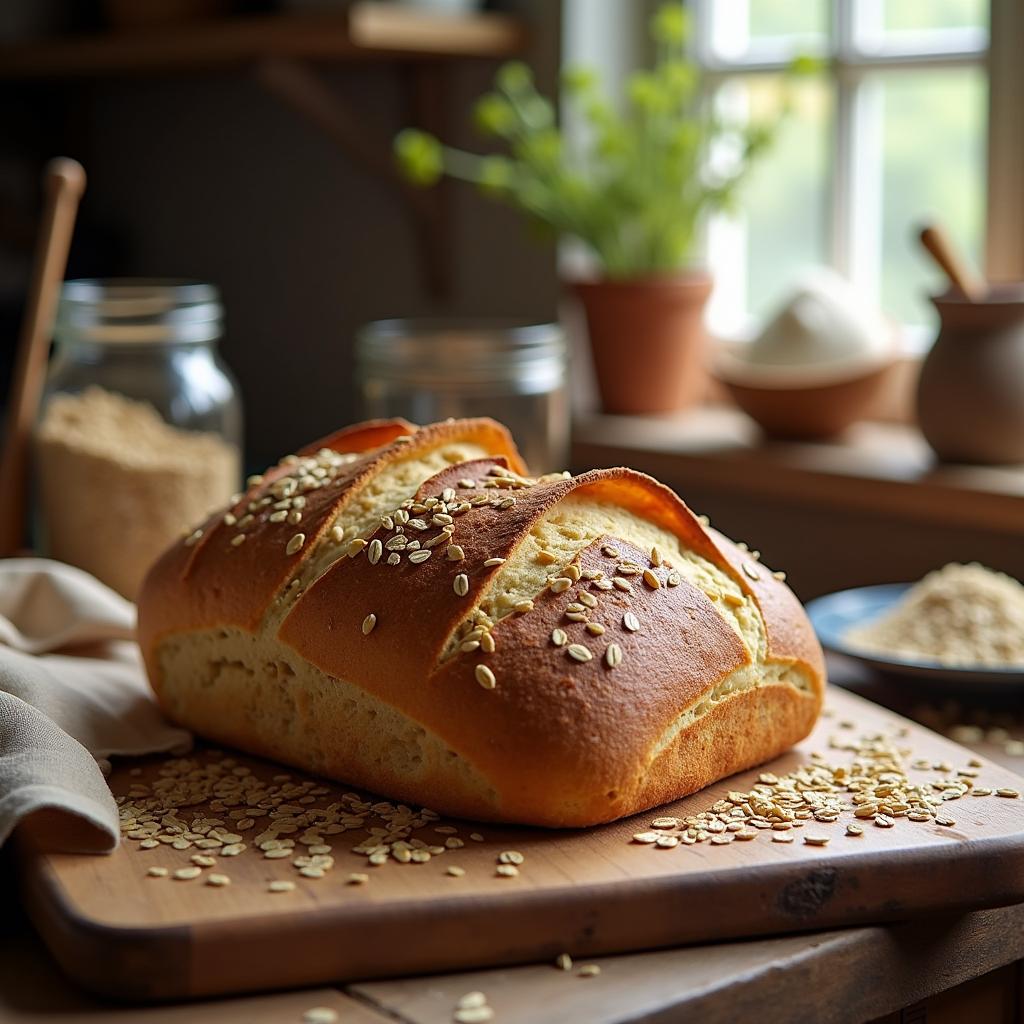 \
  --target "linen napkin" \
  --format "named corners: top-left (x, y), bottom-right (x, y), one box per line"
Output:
top-left (0, 558), bottom-right (190, 854)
